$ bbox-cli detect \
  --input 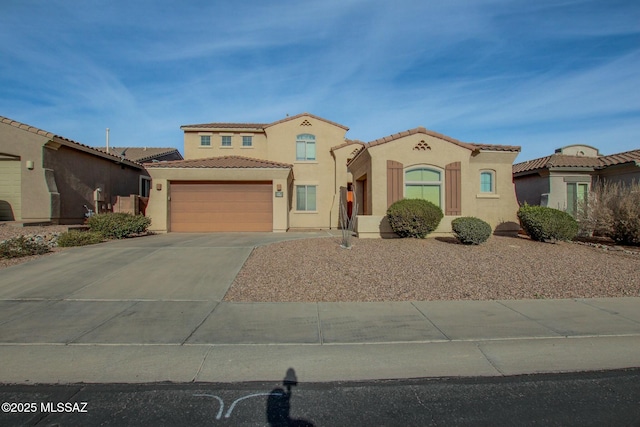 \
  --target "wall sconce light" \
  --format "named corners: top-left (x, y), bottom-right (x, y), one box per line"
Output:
top-left (26, 160), bottom-right (34, 170)
top-left (277, 184), bottom-right (282, 191)
top-left (156, 183), bottom-right (162, 191)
